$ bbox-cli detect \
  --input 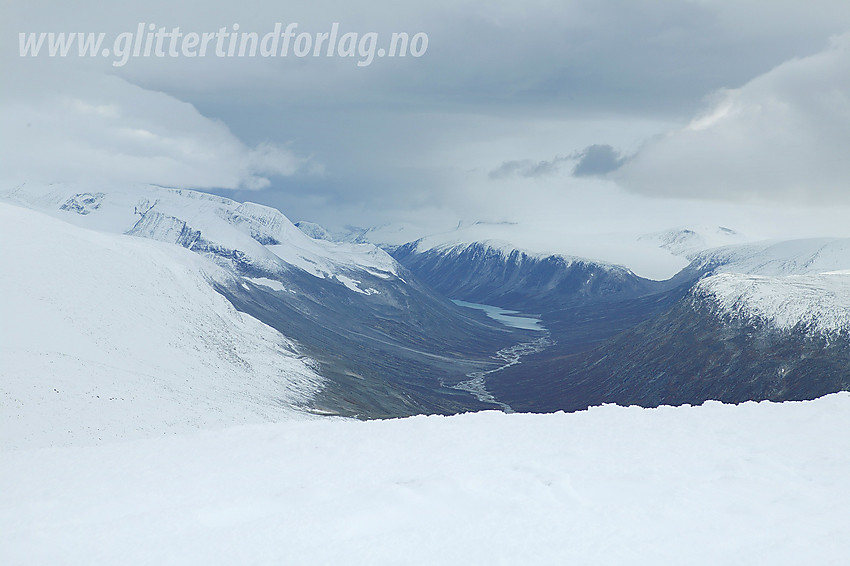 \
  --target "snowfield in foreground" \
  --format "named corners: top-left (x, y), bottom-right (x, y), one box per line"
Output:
top-left (0, 203), bottom-right (323, 449)
top-left (2, 393), bottom-right (848, 565)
